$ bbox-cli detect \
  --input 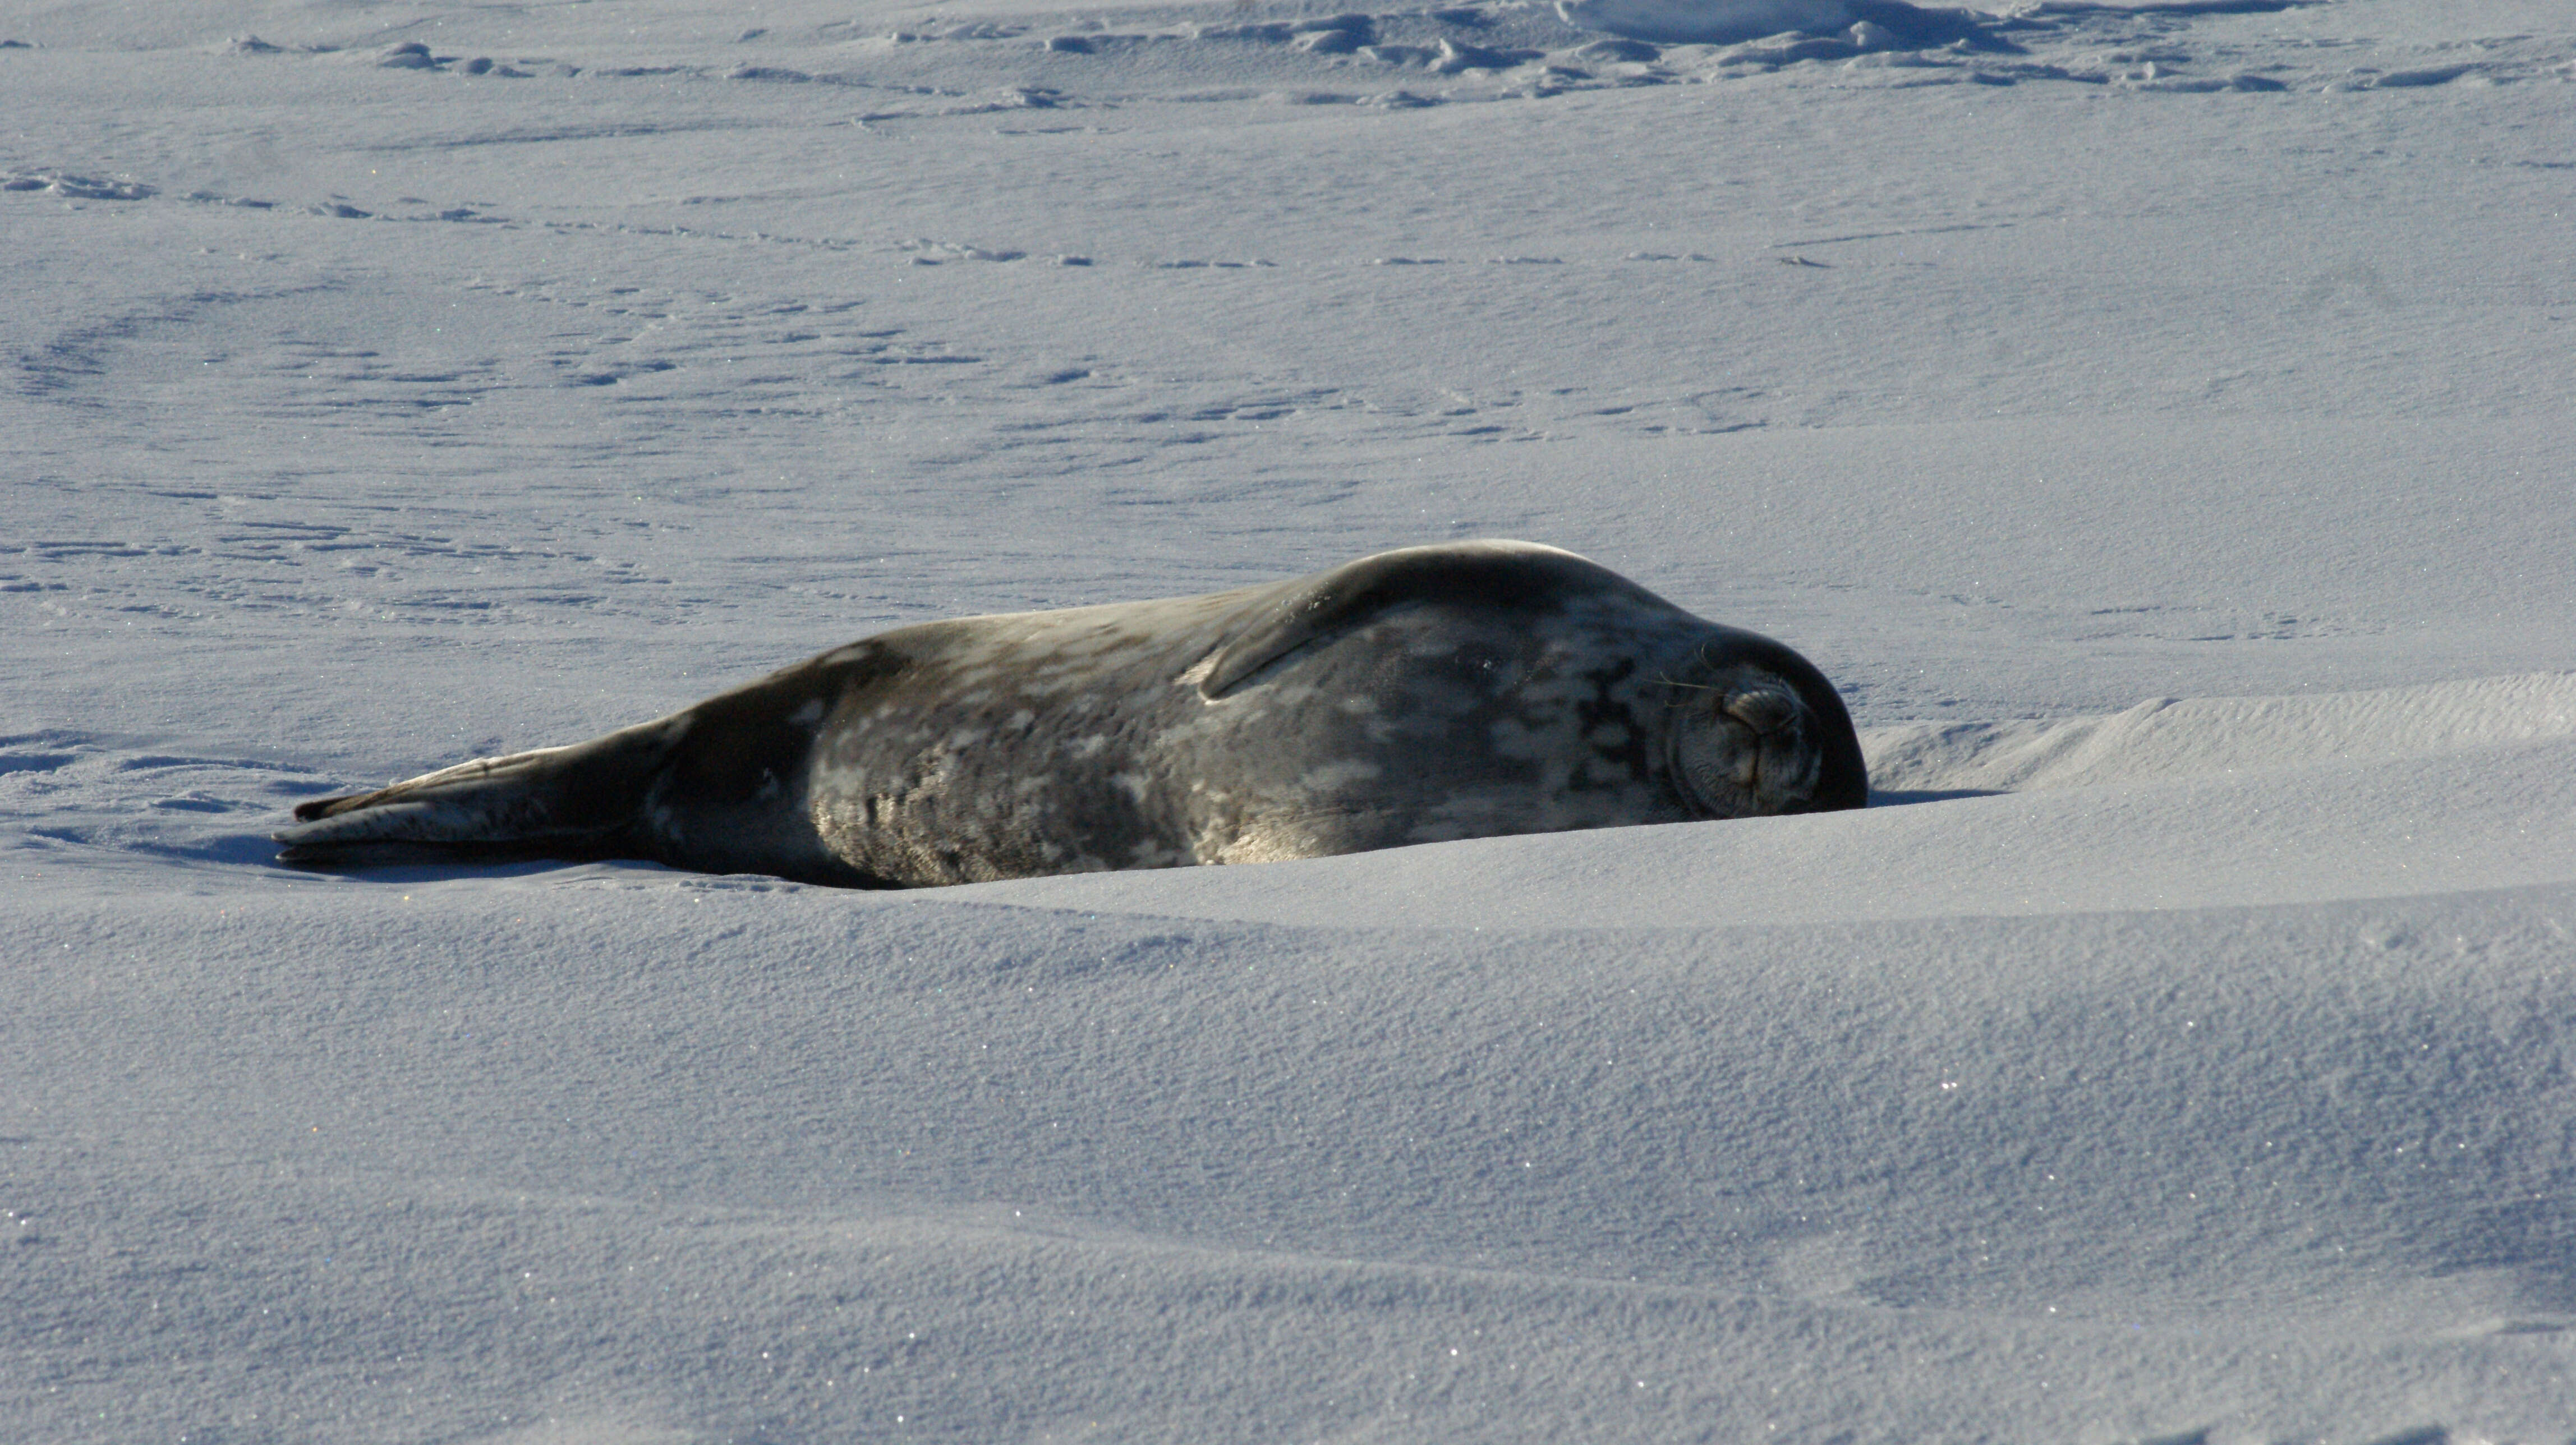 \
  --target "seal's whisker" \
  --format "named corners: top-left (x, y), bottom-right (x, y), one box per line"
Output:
top-left (1653, 673), bottom-right (1724, 707)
